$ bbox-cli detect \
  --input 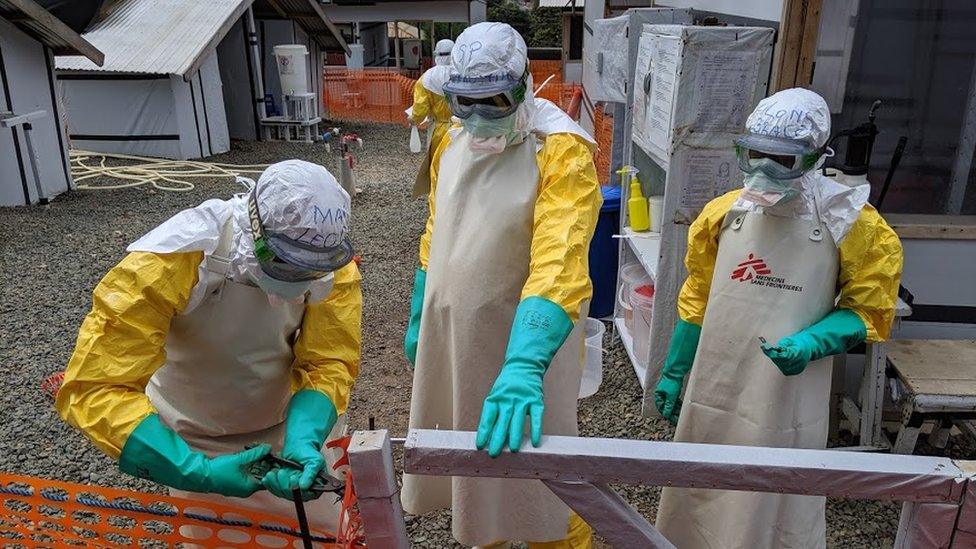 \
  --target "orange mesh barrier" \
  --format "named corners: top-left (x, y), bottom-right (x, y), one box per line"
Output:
top-left (529, 60), bottom-right (563, 89)
top-left (322, 68), bottom-right (416, 125)
top-left (1, 442), bottom-right (366, 548)
top-left (322, 61), bottom-right (568, 125)
top-left (593, 107), bottom-right (614, 185)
